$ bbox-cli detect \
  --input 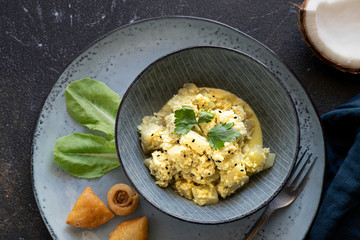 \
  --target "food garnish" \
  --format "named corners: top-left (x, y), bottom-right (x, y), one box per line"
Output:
top-left (66, 186), bottom-right (114, 229)
top-left (107, 184), bottom-right (139, 216)
top-left (53, 78), bottom-right (121, 178)
top-left (207, 122), bottom-right (241, 150)
top-left (109, 217), bottom-right (148, 240)
top-left (175, 105), bottom-right (240, 149)
top-left (174, 106), bottom-right (214, 135)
